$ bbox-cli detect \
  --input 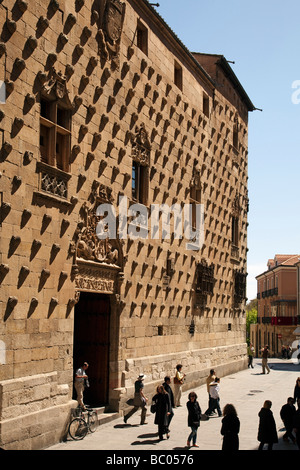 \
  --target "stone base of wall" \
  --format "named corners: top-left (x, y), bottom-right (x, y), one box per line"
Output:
top-left (117, 343), bottom-right (247, 411)
top-left (0, 372), bottom-right (73, 450)
top-left (0, 345), bottom-right (247, 448)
